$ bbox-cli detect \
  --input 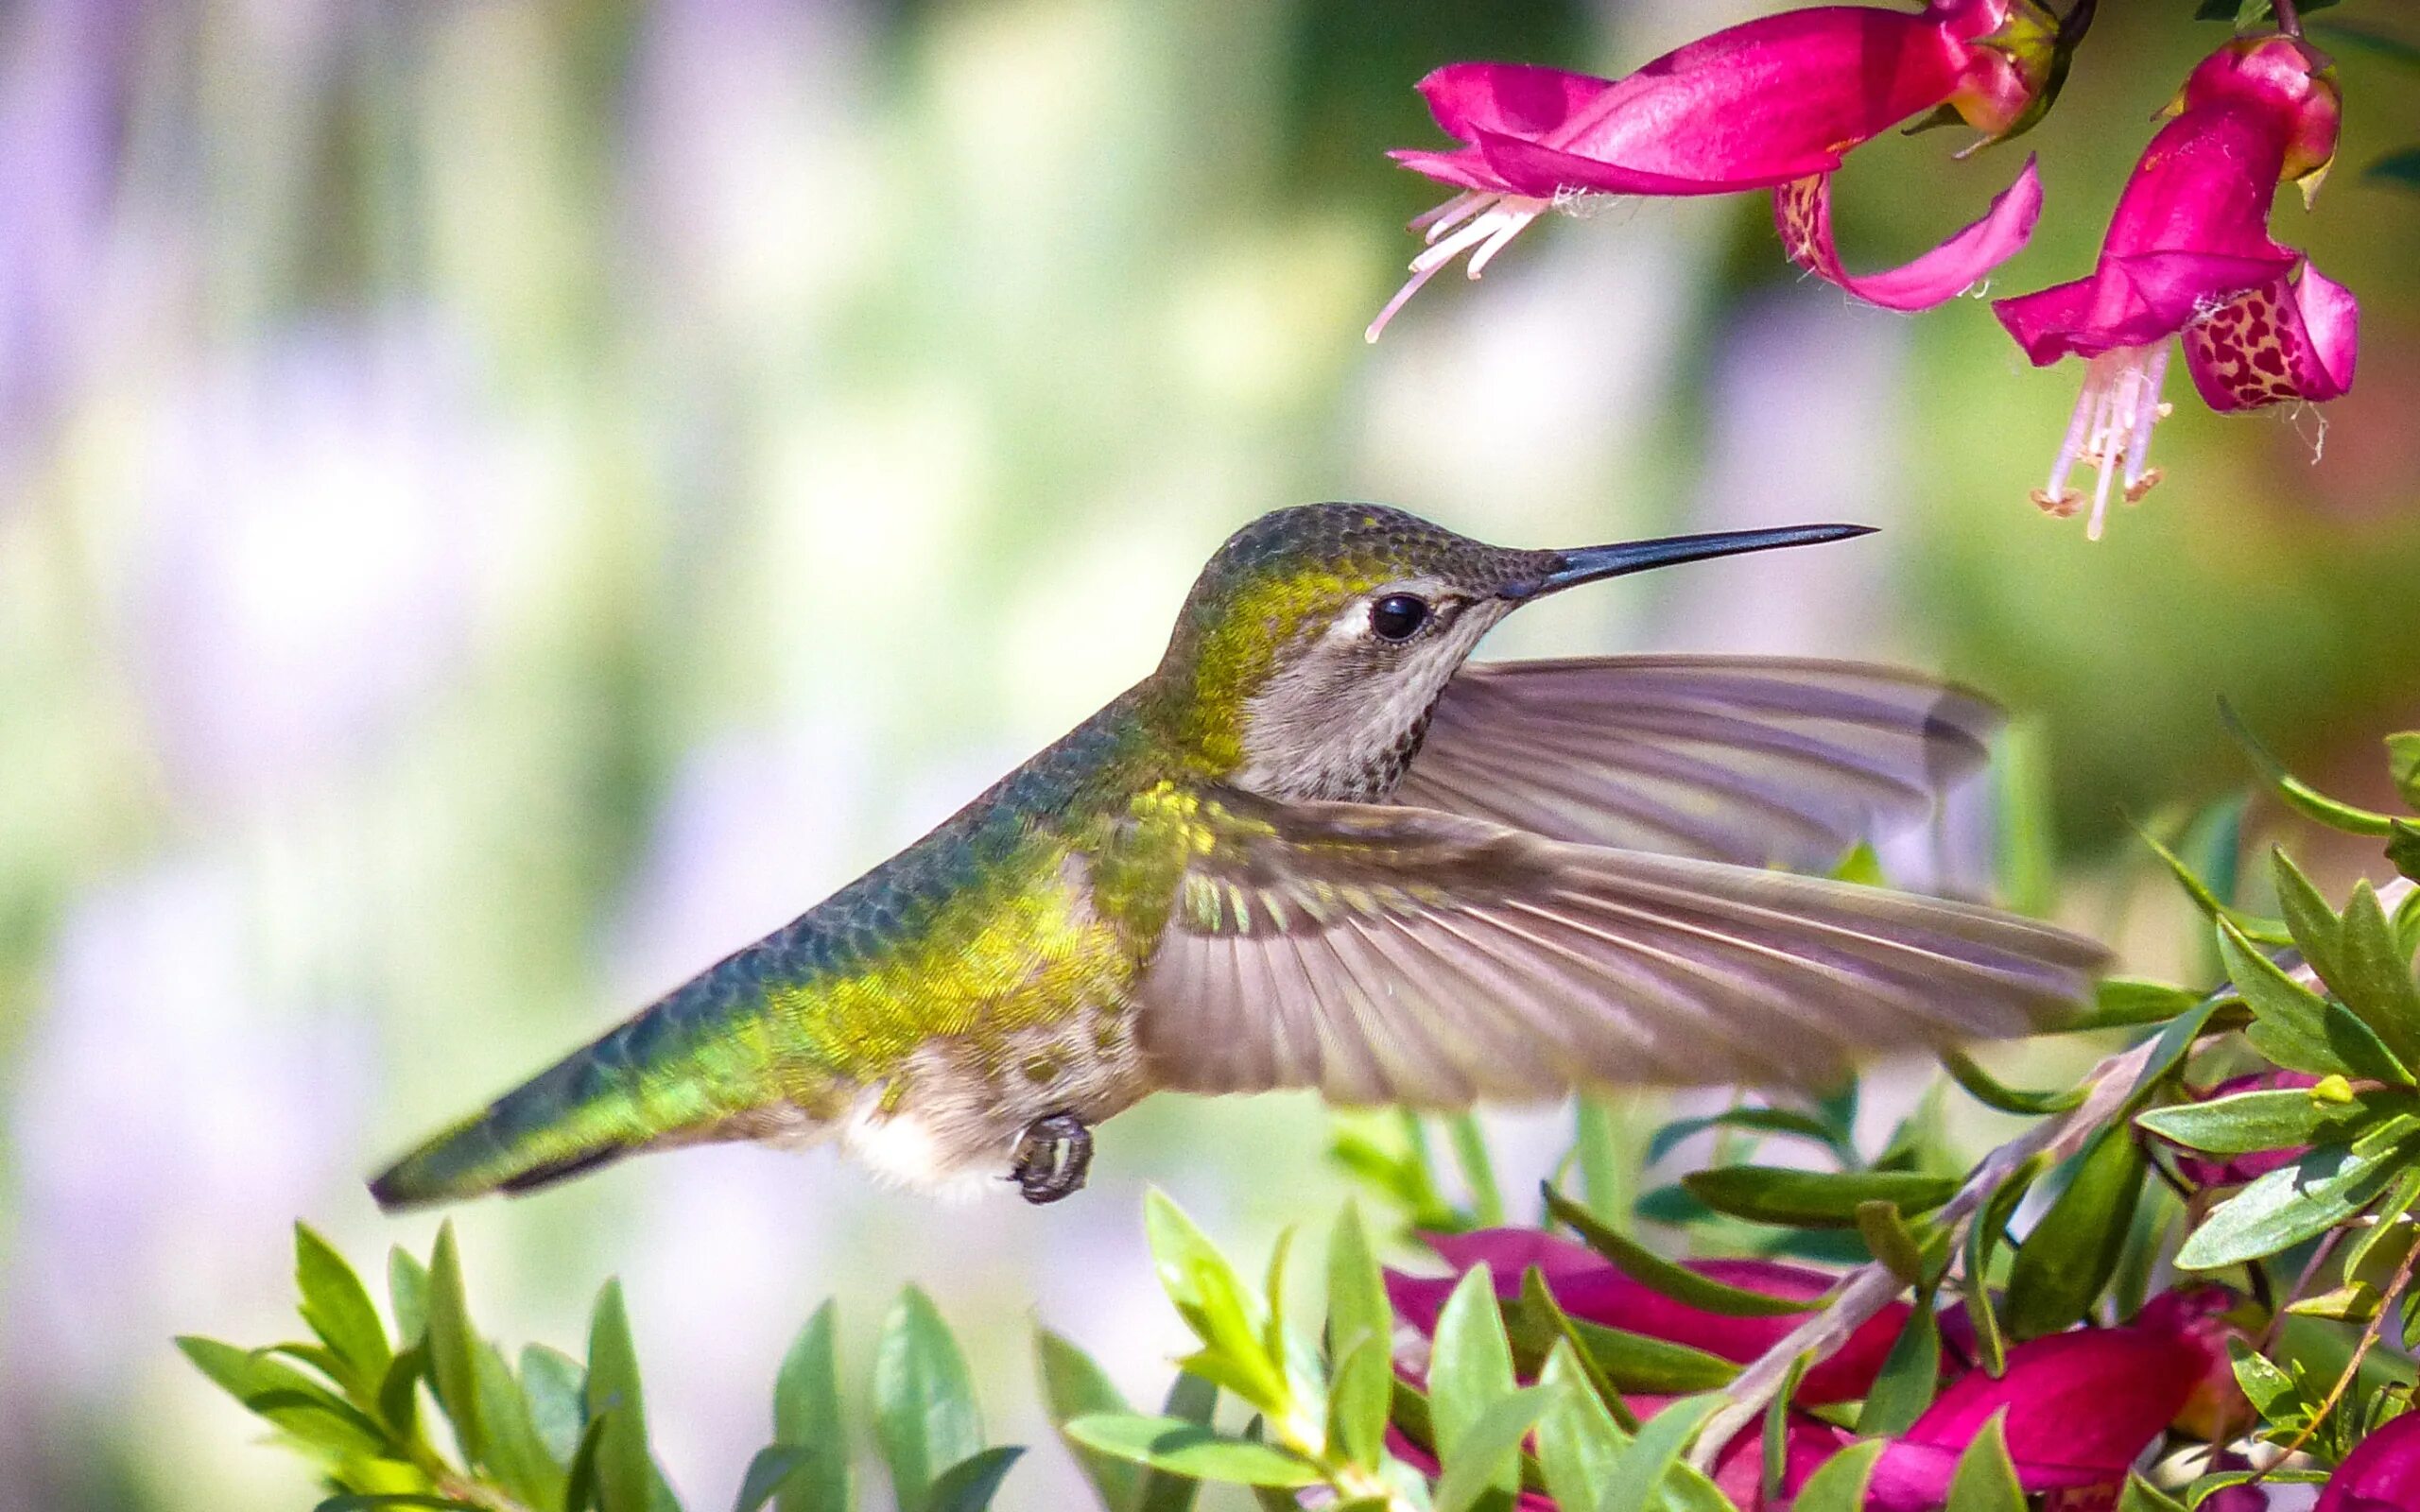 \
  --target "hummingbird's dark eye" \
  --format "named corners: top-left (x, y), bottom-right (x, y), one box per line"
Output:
top-left (1369, 593), bottom-right (1431, 642)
